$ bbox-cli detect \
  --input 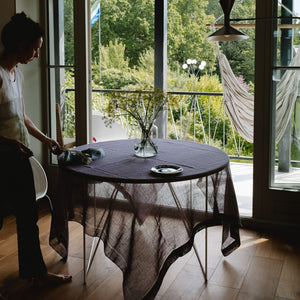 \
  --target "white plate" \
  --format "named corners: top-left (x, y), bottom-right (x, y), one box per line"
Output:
top-left (151, 164), bottom-right (183, 175)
